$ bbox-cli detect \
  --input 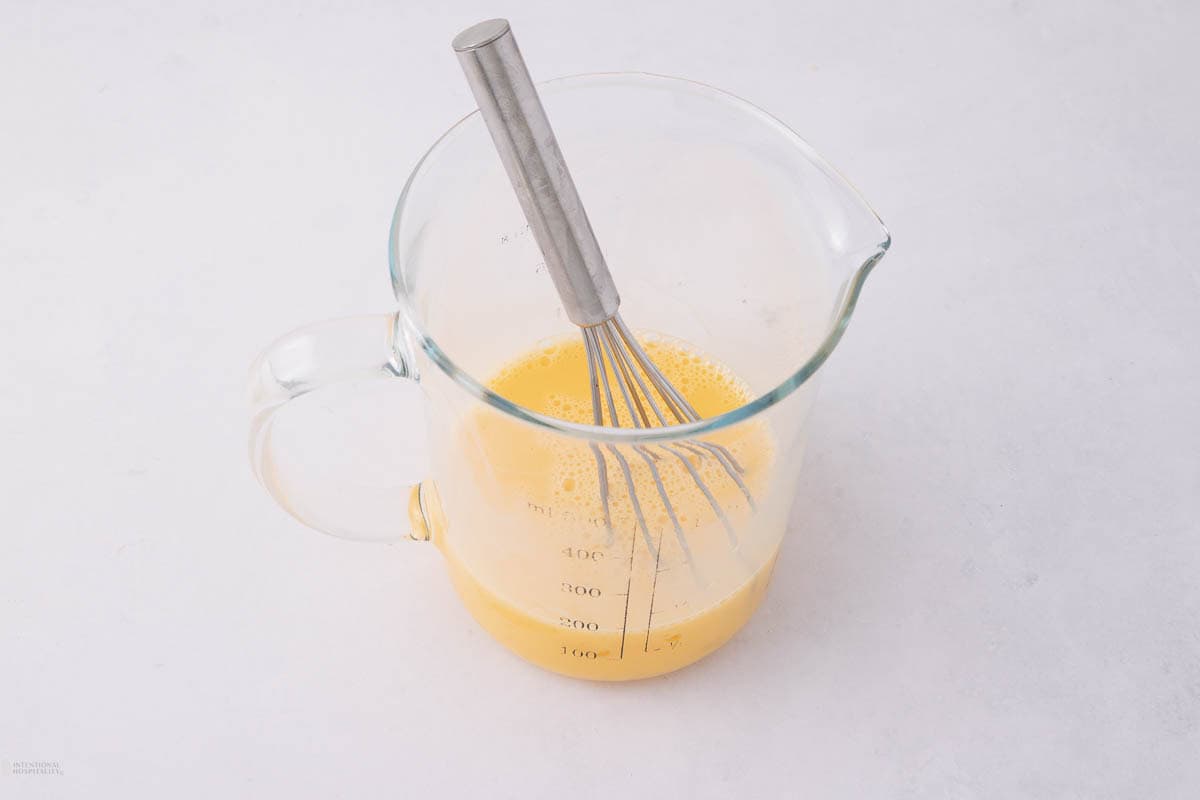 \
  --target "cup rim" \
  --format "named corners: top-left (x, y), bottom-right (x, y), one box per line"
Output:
top-left (388, 71), bottom-right (890, 444)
